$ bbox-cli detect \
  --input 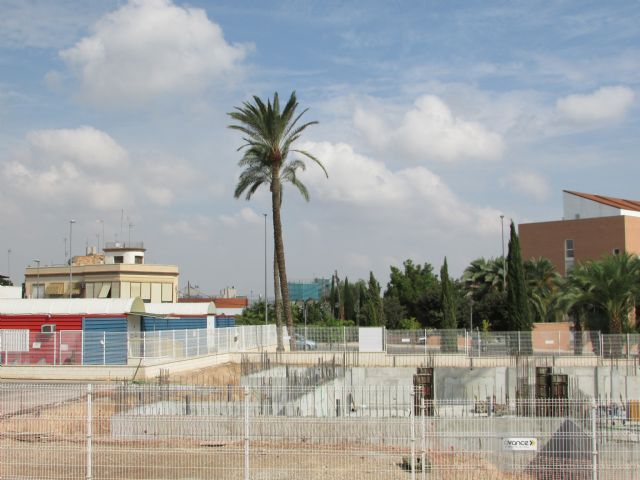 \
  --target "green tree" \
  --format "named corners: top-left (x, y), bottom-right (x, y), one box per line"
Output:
top-left (229, 92), bottom-right (326, 350)
top-left (567, 252), bottom-right (640, 336)
top-left (524, 257), bottom-right (565, 323)
top-left (384, 260), bottom-right (439, 325)
top-left (440, 257), bottom-right (458, 352)
top-left (462, 257), bottom-right (506, 297)
top-left (343, 277), bottom-right (355, 321)
top-left (363, 272), bottom-right (385, 326)
top-left (506, 221), bottom-right (532, 353)
top-left (233, 139), bottom-right (316, 351)
top-left (383, 295), bottom-right (407, 329)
